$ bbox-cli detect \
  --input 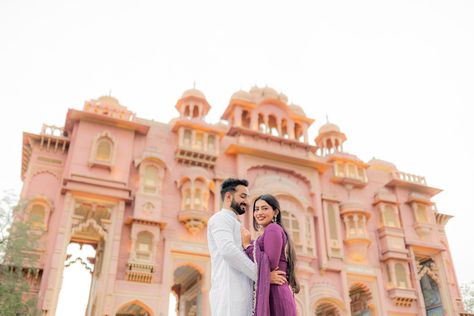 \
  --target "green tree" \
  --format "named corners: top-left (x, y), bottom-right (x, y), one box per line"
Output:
top-left (0, 191), bottom-right (40, 316)
top-left (462, 281), bottom-right (474, 313)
